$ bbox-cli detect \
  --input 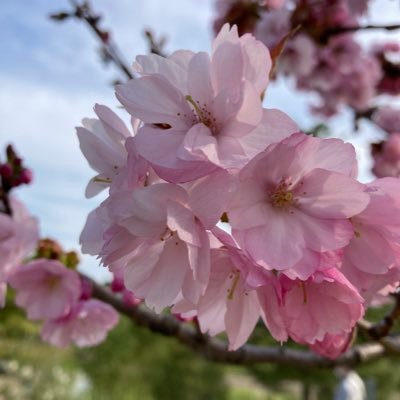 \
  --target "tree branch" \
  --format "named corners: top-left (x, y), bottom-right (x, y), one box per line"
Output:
top-left (327, 24), bottom-right (400, 37)
top-left (358, 292), bottom-right (400, 341)
top-left (0, 188), bottom-right (12, 216)
top-left (89, 277), bottom-right (393, 369)
top-left (66, 0), bottom-right (133, 80)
